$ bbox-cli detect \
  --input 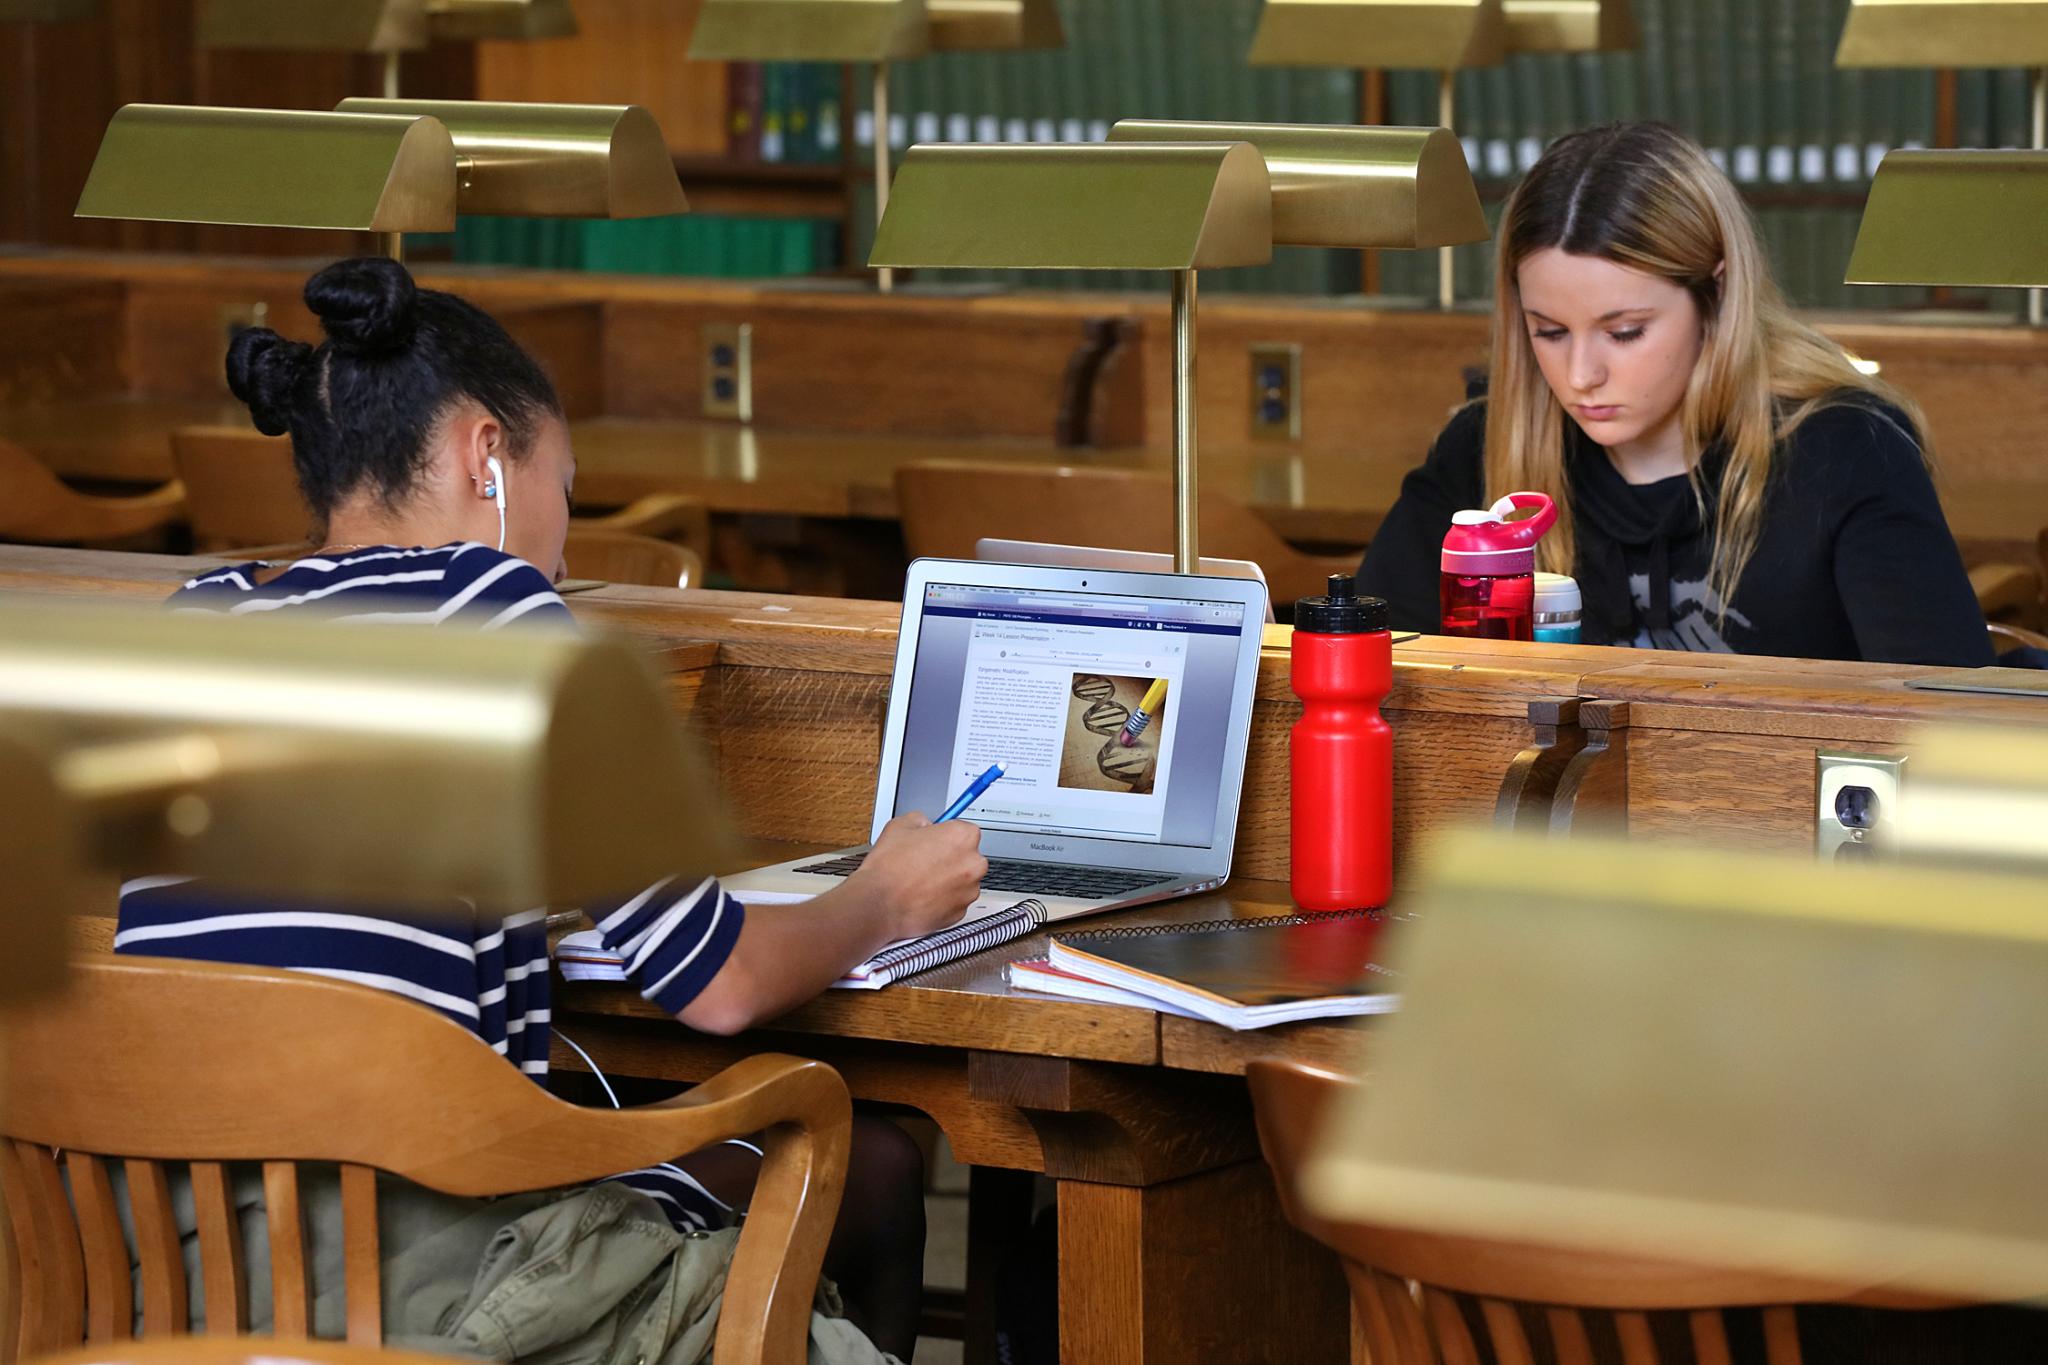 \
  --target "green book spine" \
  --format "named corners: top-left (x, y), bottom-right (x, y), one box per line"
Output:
top-left (1697, 0), bottom-right (1732, 174)
top-left (1797, 0), bottom-right (1831, 188)
top-left (1832, 63), bottom-right (1865, 187)
top-left (1764, 0), bottom-right (1797, 185)
top-left (1667, 0), bottom-right (1702, 145)
top-left (759, 63), bottom-right (788, 163)
top-left (1725, 0), bottom-right (1760, 184)
top-left (817, 65), bottom-right (844, 166)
